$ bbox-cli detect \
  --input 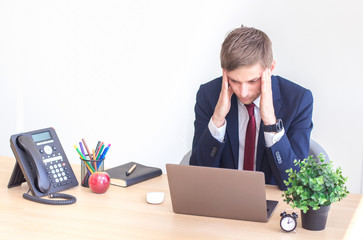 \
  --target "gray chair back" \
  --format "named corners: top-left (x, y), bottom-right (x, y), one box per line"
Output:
top-left (309, 138), bottom-right (330, 163)
top-left (180, 150), bottom-right (192, 165)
